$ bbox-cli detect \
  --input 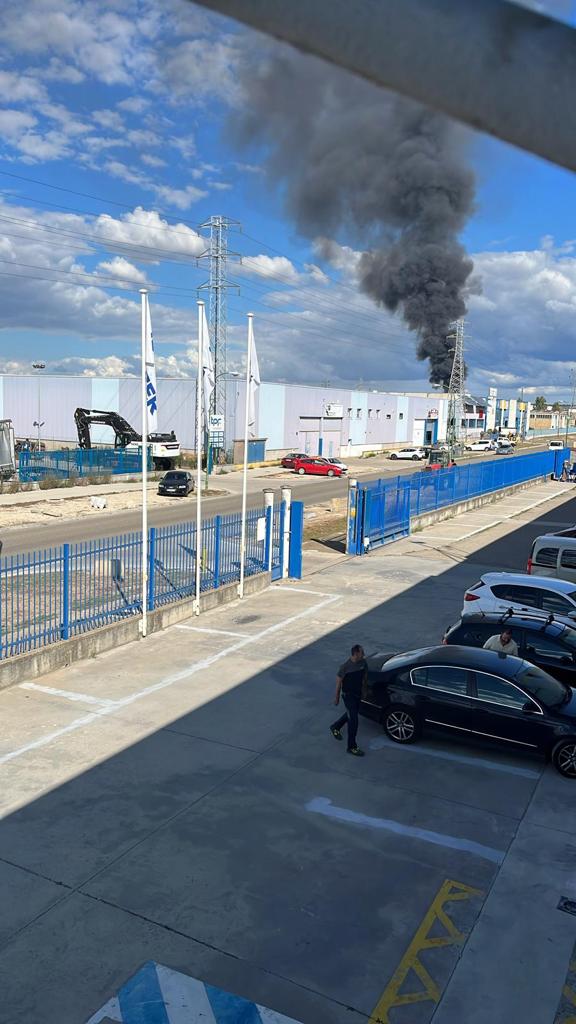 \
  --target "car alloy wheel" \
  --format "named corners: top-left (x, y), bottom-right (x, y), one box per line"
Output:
top-left (390, 453), bottom-right (398, 459)
top-left (327, 469), bottom-right (334, 477)
top-left (384, 706), bottom-right (420, 744)
top-left (553, 740), bottom-right (576, 778)
top-left (298, 467), bottom-right (306, 475)
top-left (412, 454), bottom-right (419, 460)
